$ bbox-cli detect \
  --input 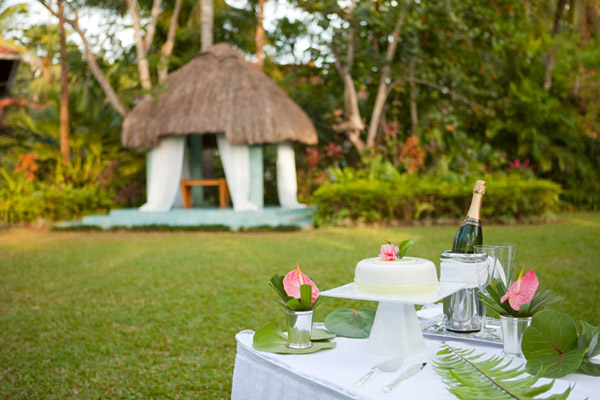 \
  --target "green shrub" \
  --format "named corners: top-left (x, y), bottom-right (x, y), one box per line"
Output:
top-left (0, 170), bottom-right (113, 223)
top-left (313, 174), bottom-right (561, 226)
